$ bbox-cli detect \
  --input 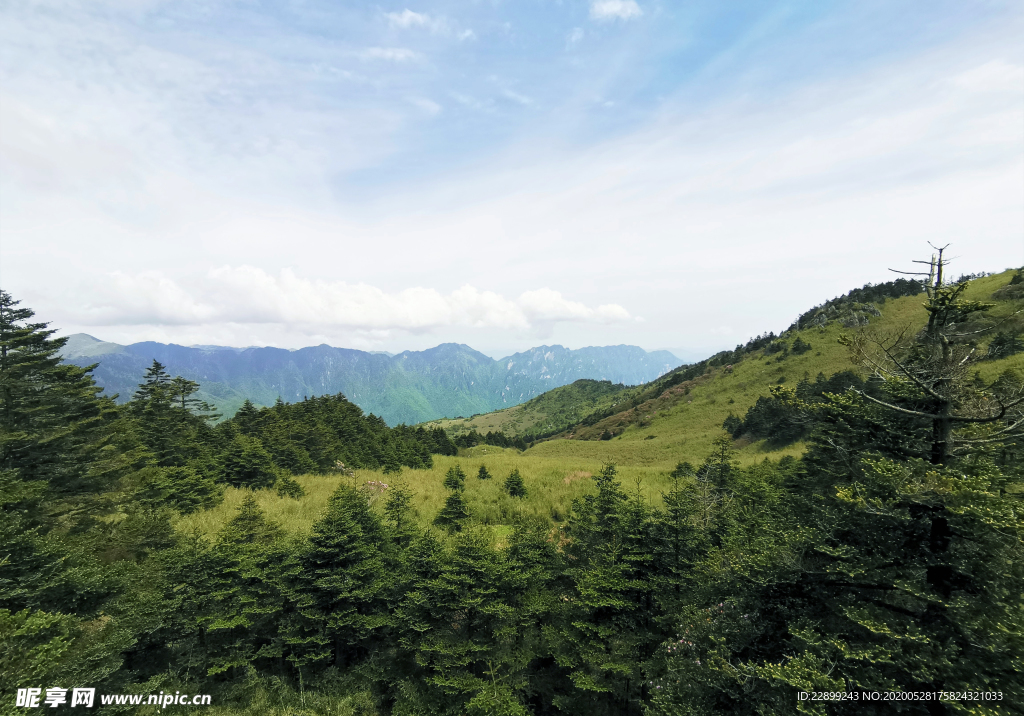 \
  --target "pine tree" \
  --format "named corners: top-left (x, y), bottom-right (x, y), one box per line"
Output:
top-left (219, 433), bottom-right (277, 489)
top-left (477, 465), bottom-right (492, 480)
top-left (201, 496), bottom-right (288, 678)
top-left (138, 465), bottom-right (223, 514)
top-left (444, 464), bottom-right (467, 491)
top-left (285, 485), bottom-right (386, 675)
top-left (843, 247), bottom-right (1024, 464)
top-left (503, 468), bottom-right (526, 498)
top-left (434, 491), bottom-right (471, 531)
top-left (392, 530), bottom-right (531, 715)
